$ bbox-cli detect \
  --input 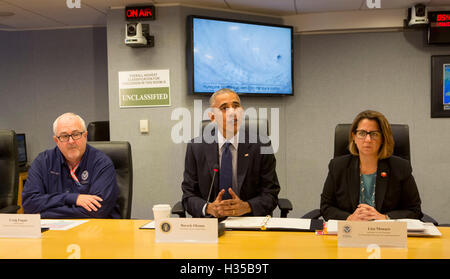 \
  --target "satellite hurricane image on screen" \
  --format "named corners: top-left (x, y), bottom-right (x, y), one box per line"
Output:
top-left (193, 18), bottom-right (292, 94)
top-left (444, 64), bottom-right (450, 105)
